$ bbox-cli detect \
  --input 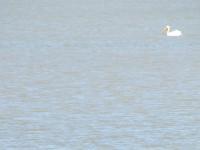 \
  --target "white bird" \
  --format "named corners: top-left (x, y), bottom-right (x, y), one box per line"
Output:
top-left (163, 25), bottom-right (182, 37)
